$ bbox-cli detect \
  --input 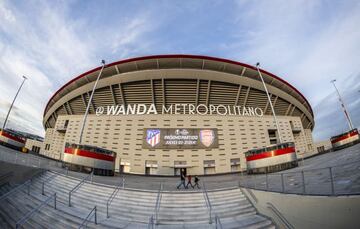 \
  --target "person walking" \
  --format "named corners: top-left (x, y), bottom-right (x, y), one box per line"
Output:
top-left (177, 172), bottom-right (186, 189)
top-left (185, 175), bottom-right (194, 189)
top-left (194, 175), bottom-right (201, 189)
